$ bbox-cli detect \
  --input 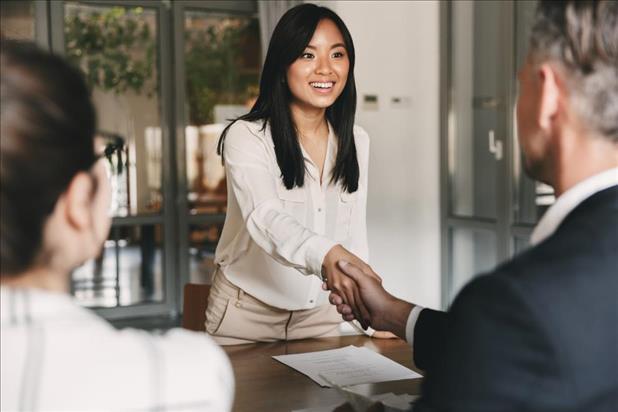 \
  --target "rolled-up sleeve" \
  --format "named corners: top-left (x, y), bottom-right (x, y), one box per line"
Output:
top-left (223, 122), bottom-right (336, 277)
